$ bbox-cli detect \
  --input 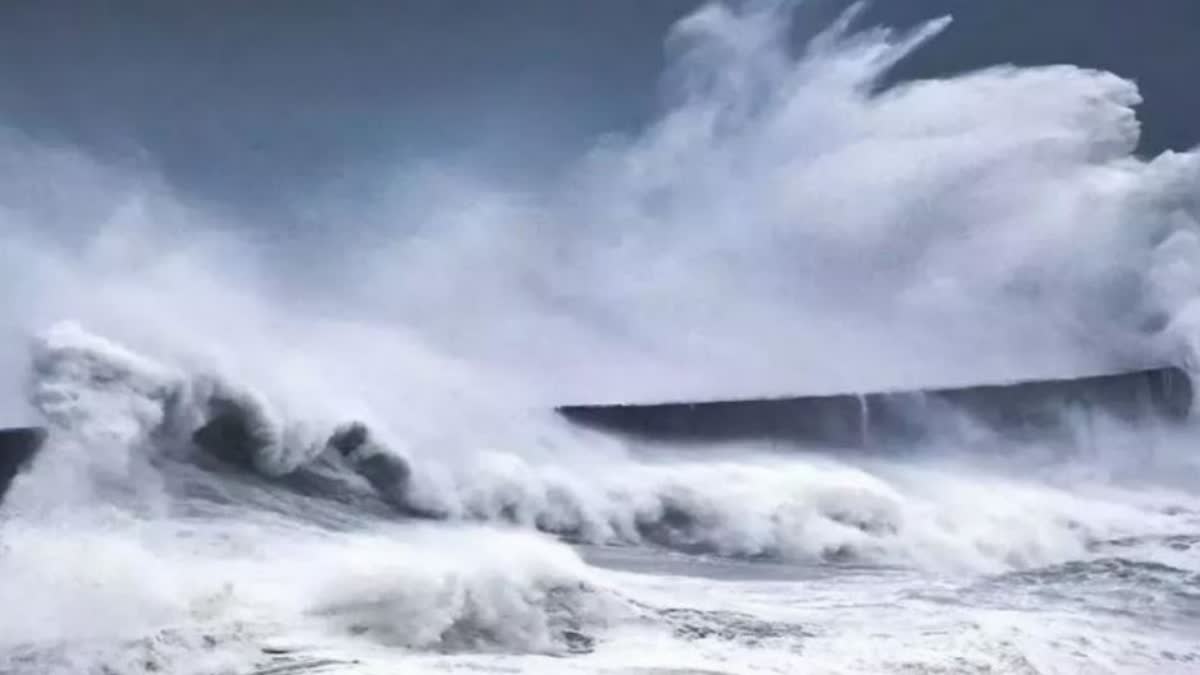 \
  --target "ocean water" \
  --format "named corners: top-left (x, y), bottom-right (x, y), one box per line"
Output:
top-left (3, 3), bottom-right (1200, 674)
